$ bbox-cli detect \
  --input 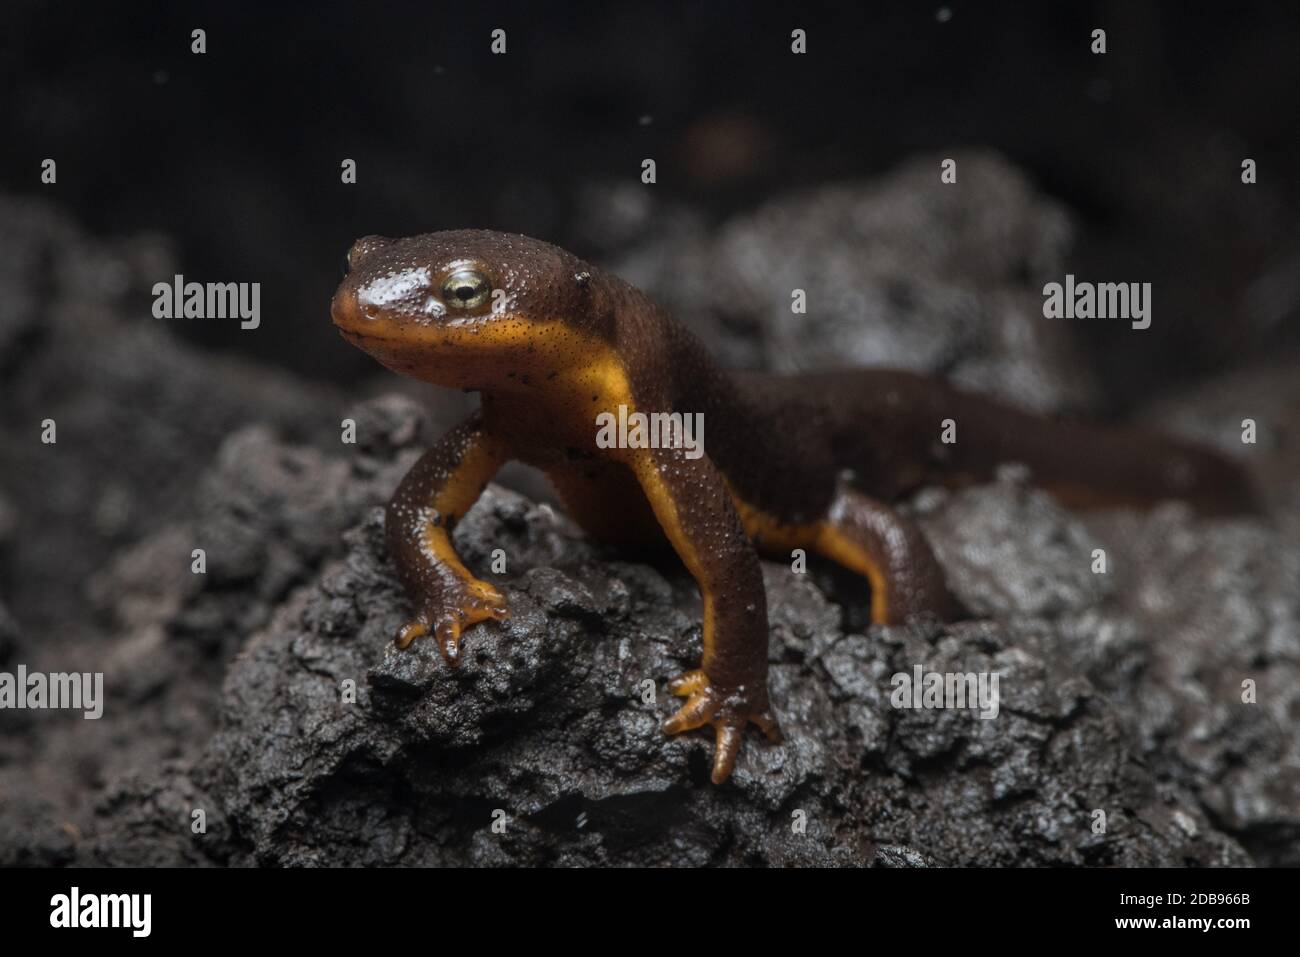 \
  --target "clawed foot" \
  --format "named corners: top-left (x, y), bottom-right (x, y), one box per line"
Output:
top-left (664, 669), bottom-right (782, 784)
top-left (394, 576), bottom-right (509, 665)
